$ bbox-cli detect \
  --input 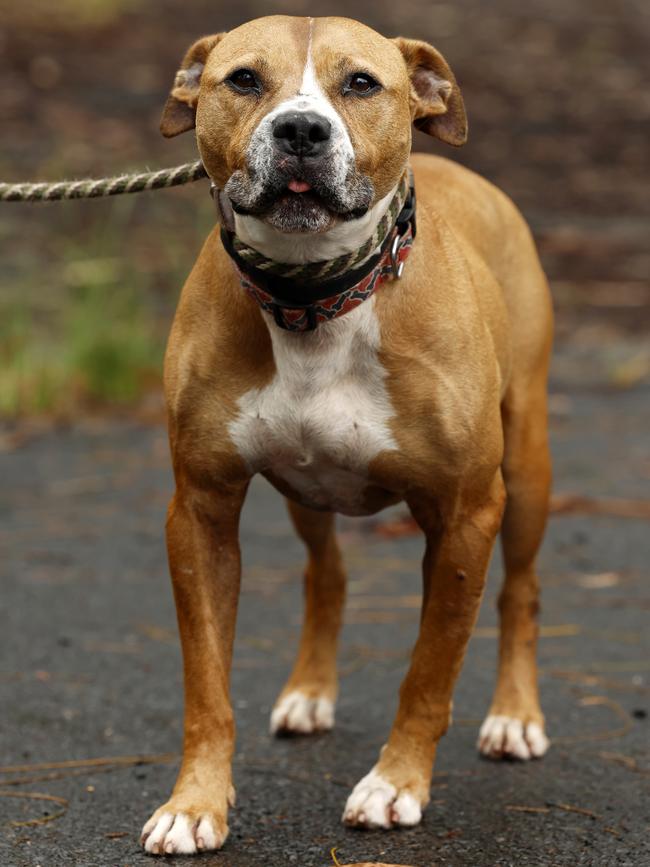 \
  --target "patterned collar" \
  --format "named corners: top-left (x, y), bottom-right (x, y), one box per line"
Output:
top-left (219, 171), bottom-right (416, 333)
